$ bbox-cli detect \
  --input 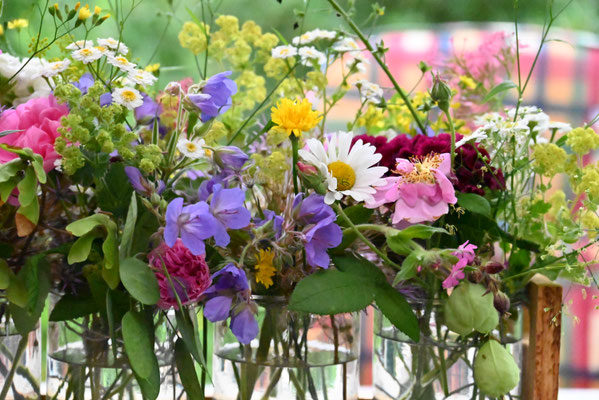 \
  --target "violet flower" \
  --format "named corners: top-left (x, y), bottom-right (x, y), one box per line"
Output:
top-left (125, 166), bottom-right (165, 196)
top-left (197, 174), bottom-right (227, 201)
top-left (135, 93), bottom-right (162, 126)
top-left (207, 184), bottom-right (251, 247)
top-left (213, 146), bottom-right (249, 173)
top-left (203, 264), bottom-right (258, 344)
top-left (164, 198), bottom-right (214, 255)
top-left (188, 71), bottom-right (237, 122)
top-left (72, 73), bottom-right (112, 107)
top-left (294, 193), bottom-right (342, 269)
